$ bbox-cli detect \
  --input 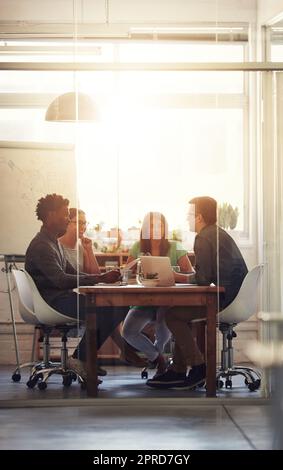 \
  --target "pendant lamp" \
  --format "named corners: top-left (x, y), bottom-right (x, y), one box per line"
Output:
top-left (45, 92), bottom-right (97, 122)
